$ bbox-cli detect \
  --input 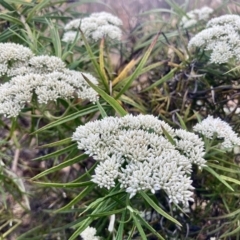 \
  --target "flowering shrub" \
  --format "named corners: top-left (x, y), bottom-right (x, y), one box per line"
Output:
top-left (1, 1), bottom-right (240, 239)
top-left (72, 114), bottom-right (205, 206)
